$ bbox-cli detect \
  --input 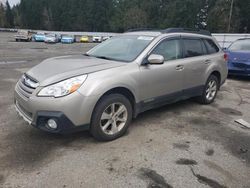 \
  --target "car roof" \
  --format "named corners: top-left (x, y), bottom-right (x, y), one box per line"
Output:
top-left (123, 28), bottom-right (212, 38)
top-left (123, 31), bottom-right (162, 37)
